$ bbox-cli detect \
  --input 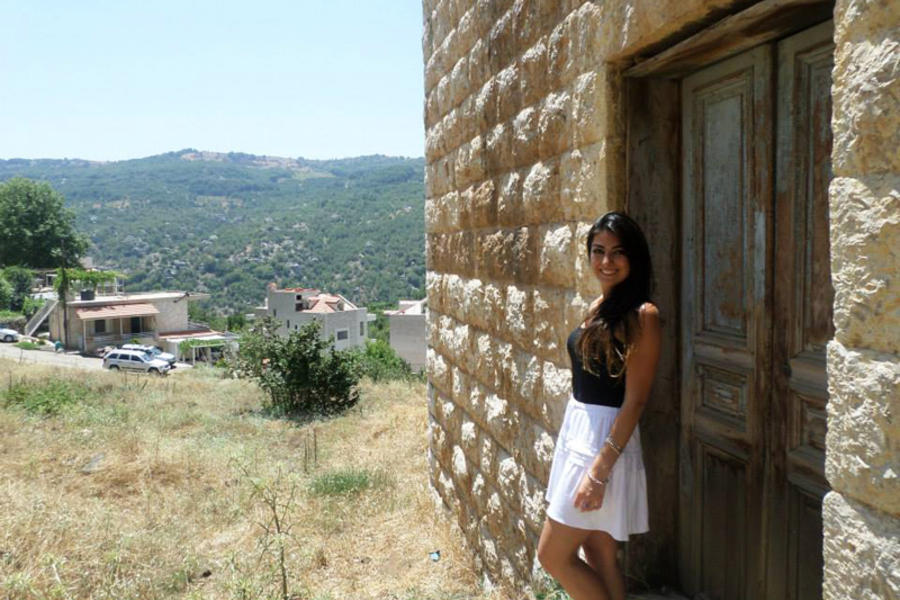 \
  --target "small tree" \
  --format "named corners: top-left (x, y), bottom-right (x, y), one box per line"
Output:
top-left (230, 318), bottom-right (359, 416)
top-left (1, 267), bottom-right (33, 312)
top-left (347, 338), bottom-right (415, 382)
